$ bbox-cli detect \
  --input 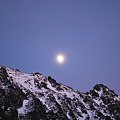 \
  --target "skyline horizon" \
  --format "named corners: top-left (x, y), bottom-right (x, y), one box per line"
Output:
top-left (0, 0), bottom-right (120, 95)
